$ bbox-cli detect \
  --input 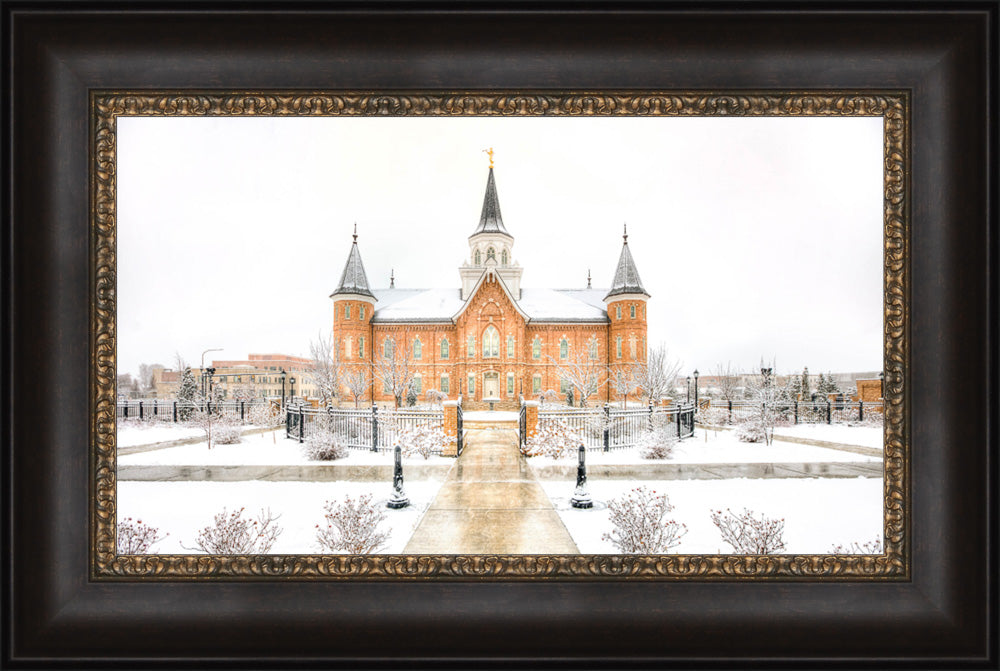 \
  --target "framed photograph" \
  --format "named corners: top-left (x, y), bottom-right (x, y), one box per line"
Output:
top-left (6, 3), bottom-right (994, 667)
